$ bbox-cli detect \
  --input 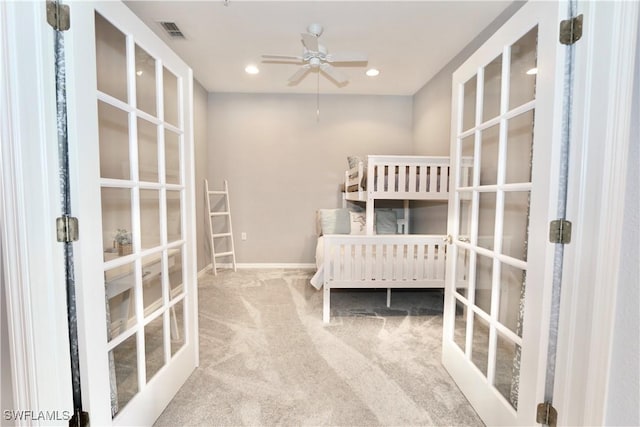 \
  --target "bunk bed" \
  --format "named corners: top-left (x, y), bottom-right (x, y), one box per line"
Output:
top-left (314, 155), bottom-right (471, 323)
